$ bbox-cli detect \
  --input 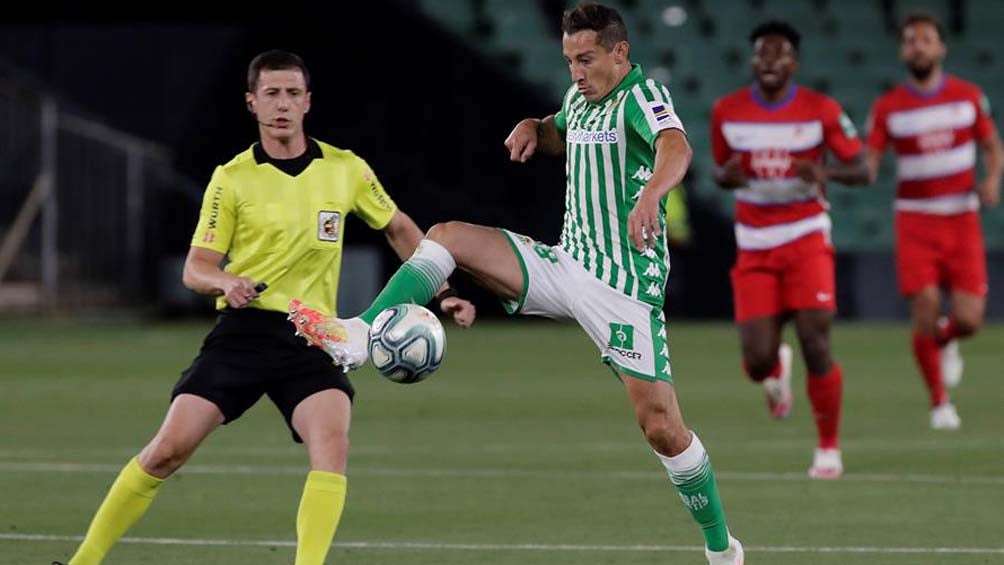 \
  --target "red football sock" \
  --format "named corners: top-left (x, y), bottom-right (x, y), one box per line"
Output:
top-left (808, 363), bottom-right (842, 449)
top-left (743, 356), bottom-right (781, 383)
top-left (935, 318), bottom-right (960, 347)
top-left (912, 332), bottom-right (947, 406)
